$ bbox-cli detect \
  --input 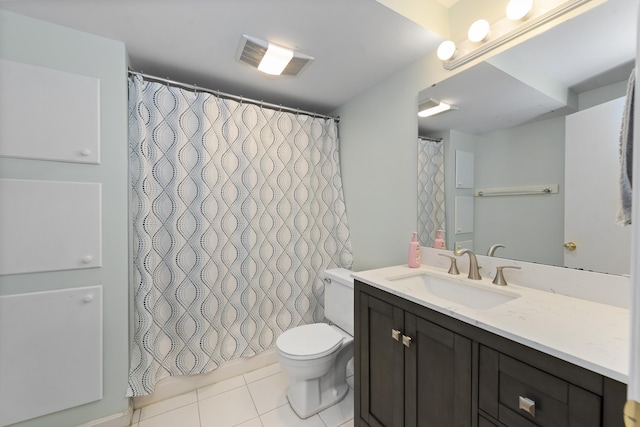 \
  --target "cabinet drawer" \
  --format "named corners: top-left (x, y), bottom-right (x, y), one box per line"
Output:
top-left (480, 346), bottom-right (601, 427)
top-left (479, 415), bottom-right (500, 427)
